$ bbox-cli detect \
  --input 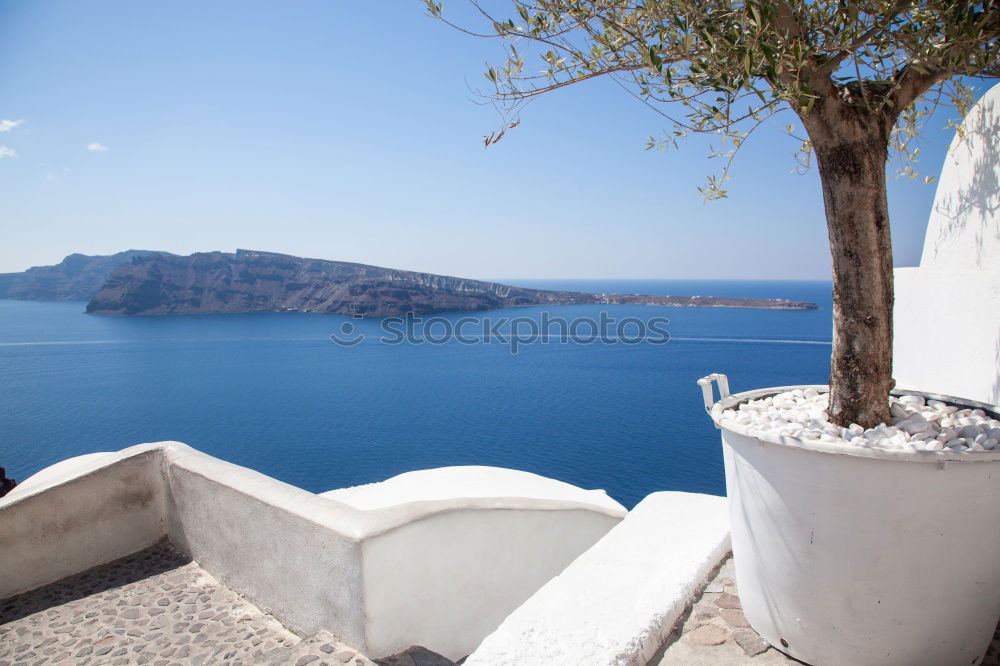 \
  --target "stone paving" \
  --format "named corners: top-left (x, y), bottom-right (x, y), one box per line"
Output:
top-left (0, 542), bottom-right (376, 666)
top-left (3, 544), bottom-right (997, 666)
top-left (653, 557), bottom-right (798, 666)
top-left (654, 556), bottom-right (1000, 666)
